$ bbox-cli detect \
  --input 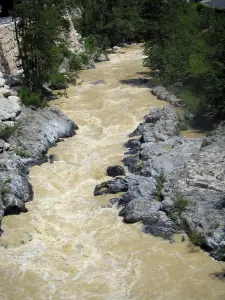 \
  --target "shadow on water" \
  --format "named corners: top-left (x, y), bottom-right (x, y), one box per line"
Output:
top-left (120, 78), bottom-right (151, 88)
